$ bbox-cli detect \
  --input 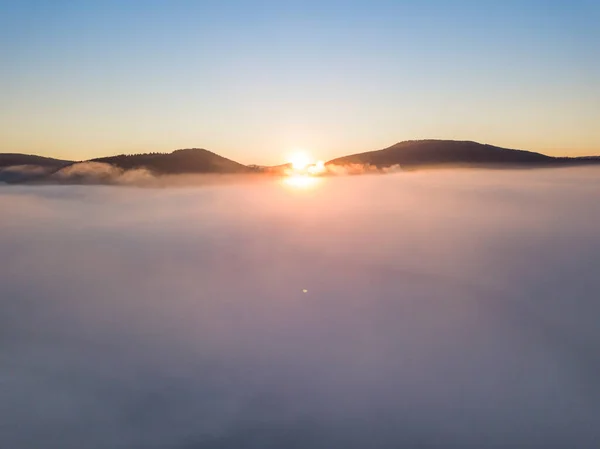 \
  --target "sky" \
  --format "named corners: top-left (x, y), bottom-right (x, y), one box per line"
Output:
top-left (1, 0), bottom-right (599, 164)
